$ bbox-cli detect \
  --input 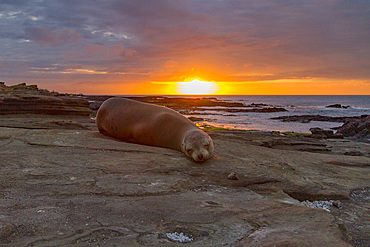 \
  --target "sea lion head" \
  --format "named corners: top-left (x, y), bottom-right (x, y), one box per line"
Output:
top-left (181, 130), bottom-right (214, 163)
